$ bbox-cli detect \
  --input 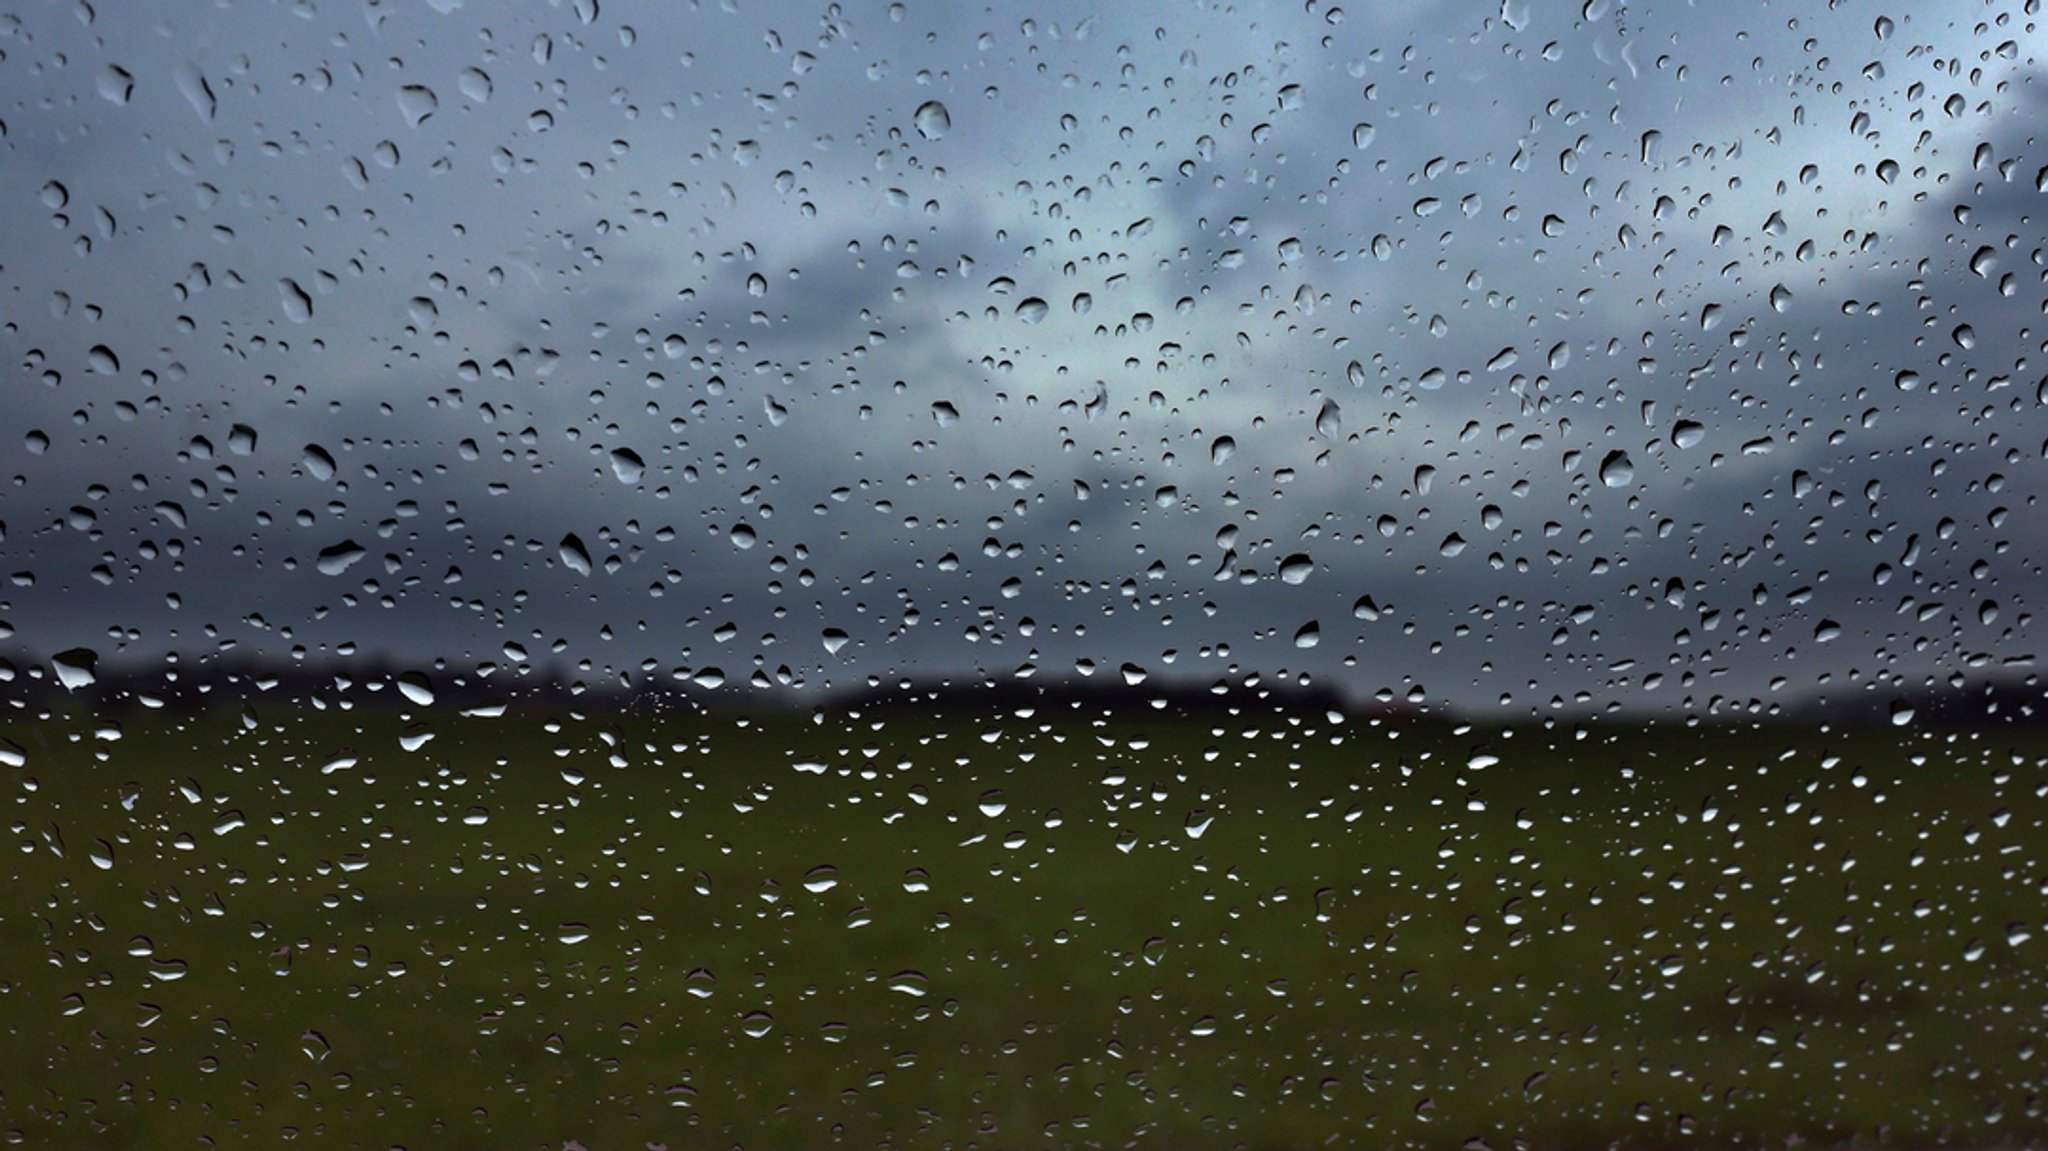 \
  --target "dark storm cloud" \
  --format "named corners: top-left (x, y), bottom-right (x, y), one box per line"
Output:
top-left (2, 0), bottom-right (2042, 714)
